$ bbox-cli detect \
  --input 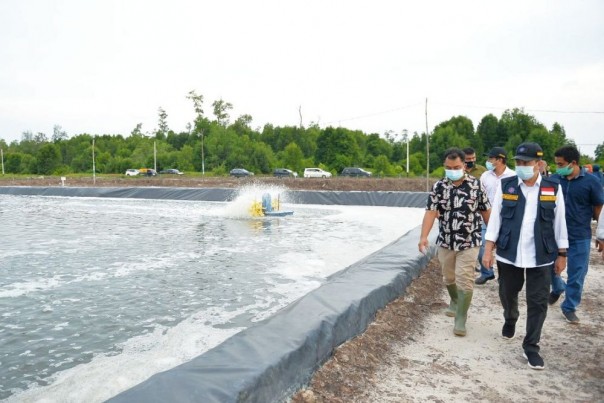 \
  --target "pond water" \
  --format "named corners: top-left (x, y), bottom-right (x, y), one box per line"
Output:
top-left (0, 187), bottom-right (424, 402)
